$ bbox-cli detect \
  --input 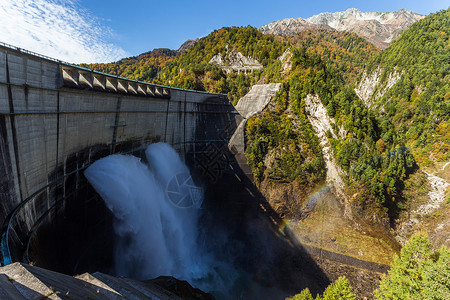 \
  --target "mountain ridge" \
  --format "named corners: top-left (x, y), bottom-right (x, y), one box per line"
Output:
top-left (260, 8), bottom-right (424, 49)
